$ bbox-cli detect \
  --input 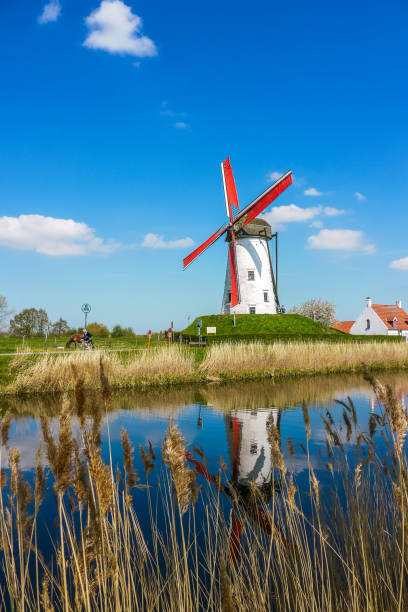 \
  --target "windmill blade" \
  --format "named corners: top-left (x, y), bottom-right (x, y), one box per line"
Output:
top-left (228, 232), bottom-right (240, 307)
top-left (183, 224), bottom-right (227, 269)
top-left (233, 170), bottom-right (292, 227)
top-left (221, 157), bottom-right (239, 222)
